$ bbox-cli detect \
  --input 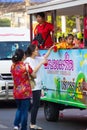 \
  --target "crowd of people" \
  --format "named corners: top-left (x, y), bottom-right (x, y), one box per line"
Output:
top-left (11, 12), bottom-right (85, 130)
top-left (11, 44), bottom-right (53, 130)
top-left (55, 32), bottom-right (84, 50)
top-left (31, 12), bottom-right (84, 50)
top-left (10, 12), bottom-right (54, 130)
